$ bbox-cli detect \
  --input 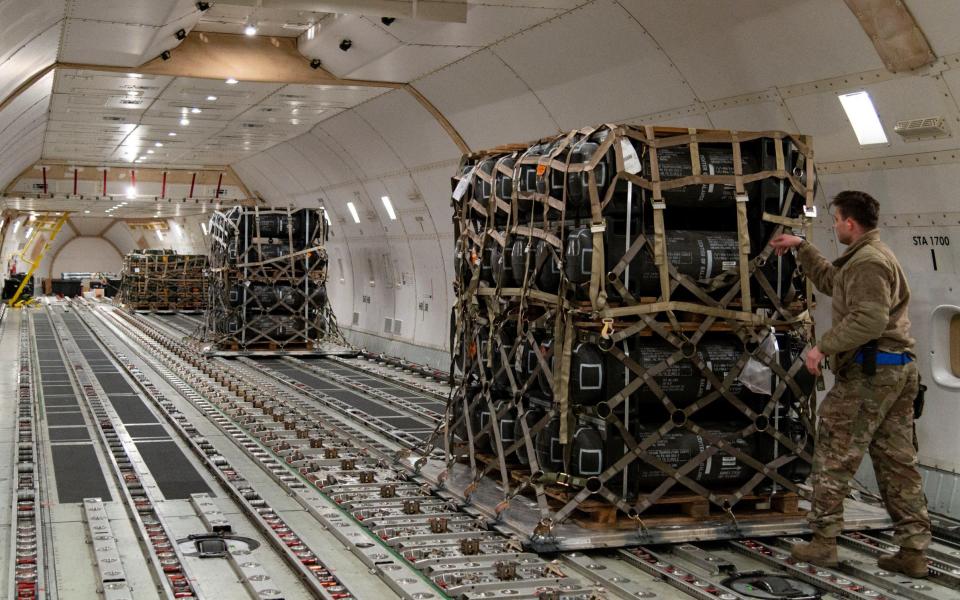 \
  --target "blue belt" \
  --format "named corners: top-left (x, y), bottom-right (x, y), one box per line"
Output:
top-left (854, 350), bottom-right (913, 366)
